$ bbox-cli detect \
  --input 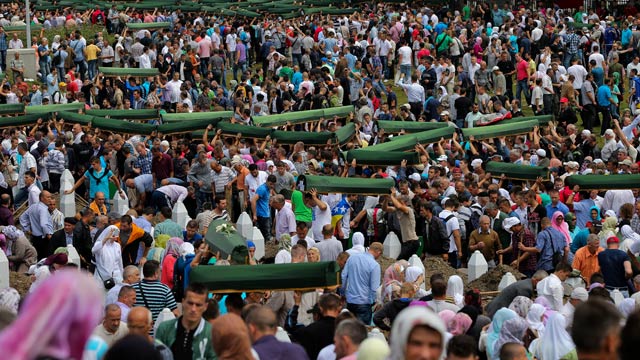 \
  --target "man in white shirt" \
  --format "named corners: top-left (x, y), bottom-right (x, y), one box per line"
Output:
top-left (244, 164), bottom-right (267, 205)
top-left (272, 194), bottom-right (296, 240)
top-left (166, 72), bottom-right (183, 105)
top-left (291, 222), bottom-right (316, 249)
top-left (588, 45), bottom-right (606, 69)
top-left (397, 41), bottom-right (413, 83)
top-left (536, 262), bottom-right (572, 311)
top-left (315, 224), bottom-right (343, 261)
top-left (138, 47), bottom-right (151, 69)
top-left (567, 57), bottom-right (588, 91)
top-left (309, 190), bottom-right (331, 241)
